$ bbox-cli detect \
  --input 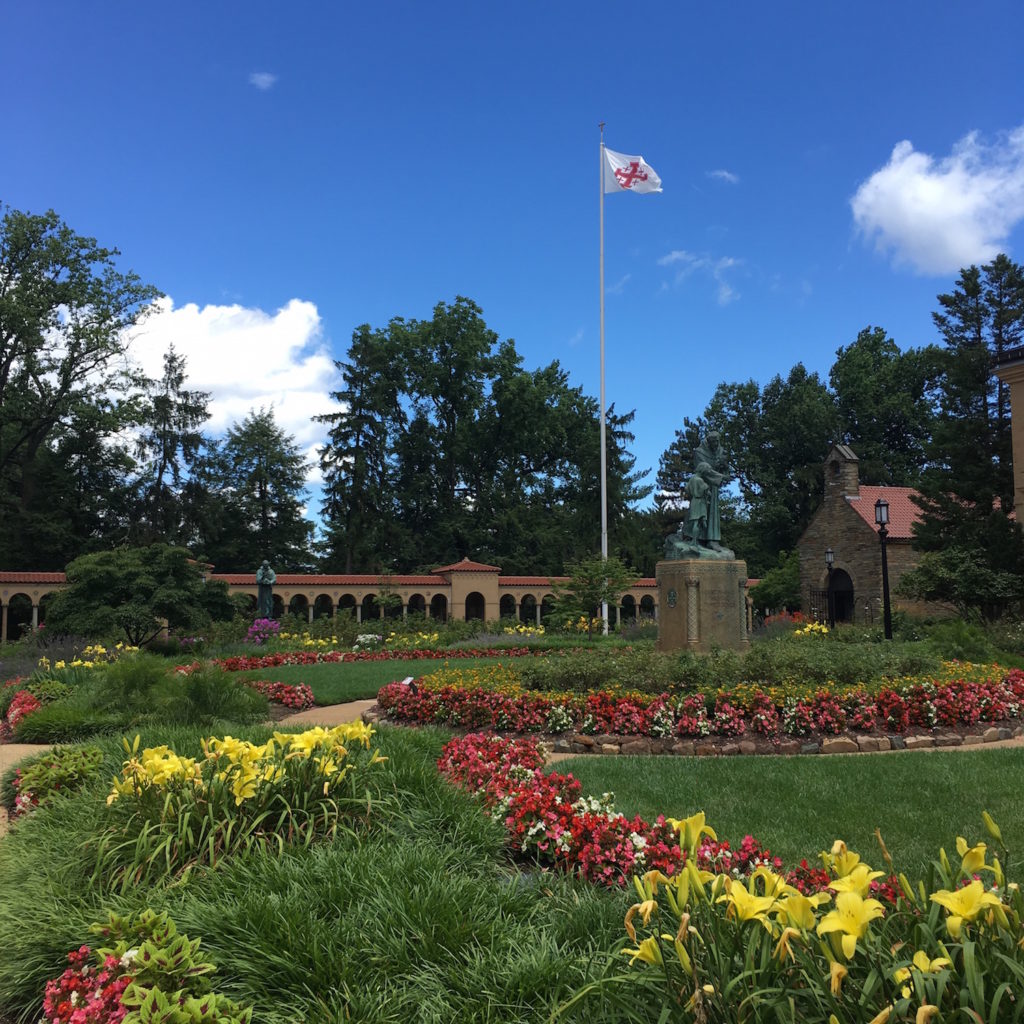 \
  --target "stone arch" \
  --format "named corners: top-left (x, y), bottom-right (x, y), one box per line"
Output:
top-left (430, 594), bottom-right (448, 623)
top-left (271, 594), bottom-right (285, 619)
top-left (5, 593), bottom-right (33, 640)
top-left (828, 568), bottom-right (855, 624)
top-left (384, 596), bottom-right (403, 620)
top-left (313, 594), bottom-right (333, 619)
top-left (407, 593), bottom-right (426, 617)
top-left (37, 591), bottom-right (56, 628)
top-left (620, 593), bottom-right (637, 620)
top-left (519, 593), bottom-right (537, 624)
top-left (288, 594), bottom-right (310, 620)
top-left (499, 594), bottom-right (517, 619)
top-left (362, 594), bottom-right (381, 621)
top-left (337, 594), bottom-right (357, 620)
top-left (540, 594), bottom-right (556, 623)
top-left (465, 591), bottom-right (485, 621)
top-left (639, 594), bottom-right (656, 618)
